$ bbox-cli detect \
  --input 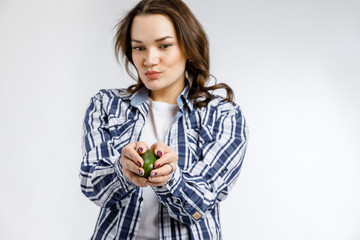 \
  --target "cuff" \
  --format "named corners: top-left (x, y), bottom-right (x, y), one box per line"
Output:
top-left (152, 164), bottom-right (182, 193)
top-left (114, 156), bottom-right (137, 192)
top-left (152, 166), bottom-right (205, 221)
